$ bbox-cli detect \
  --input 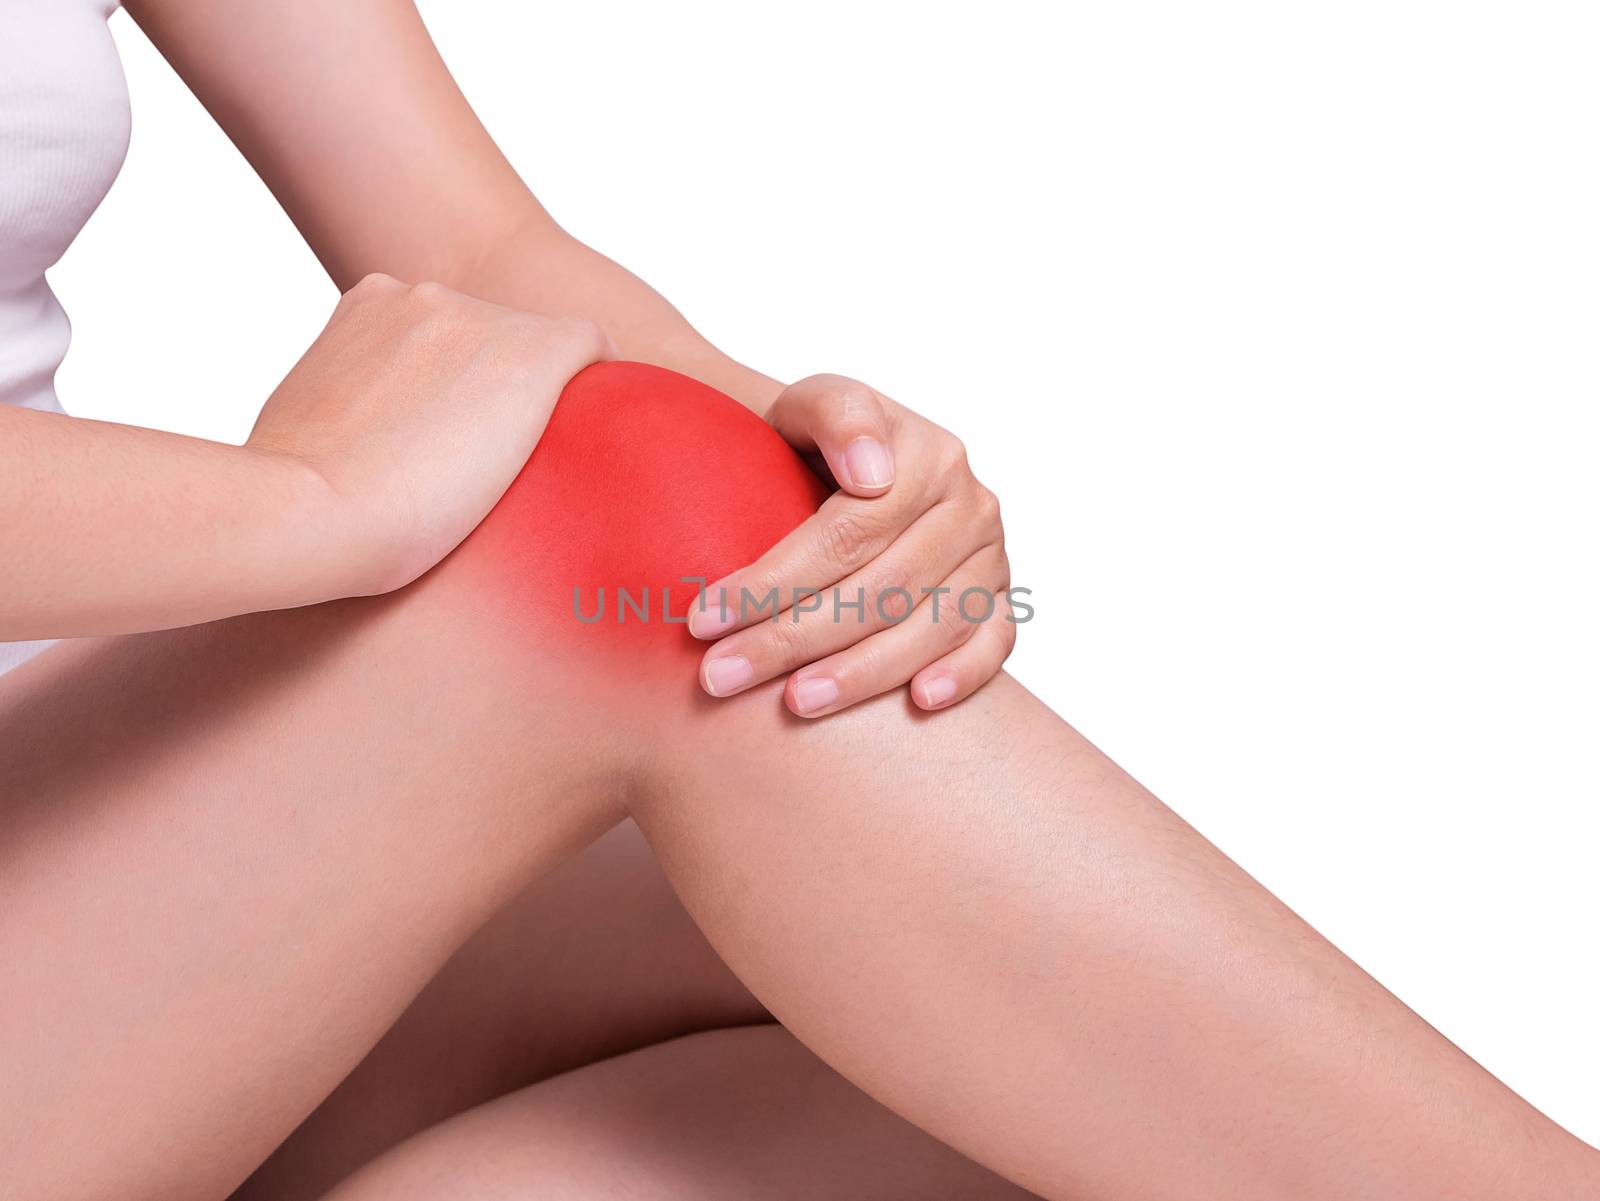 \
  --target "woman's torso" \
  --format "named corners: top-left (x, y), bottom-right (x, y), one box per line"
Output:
top-left (1, 0), bottom-right (131, 673)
